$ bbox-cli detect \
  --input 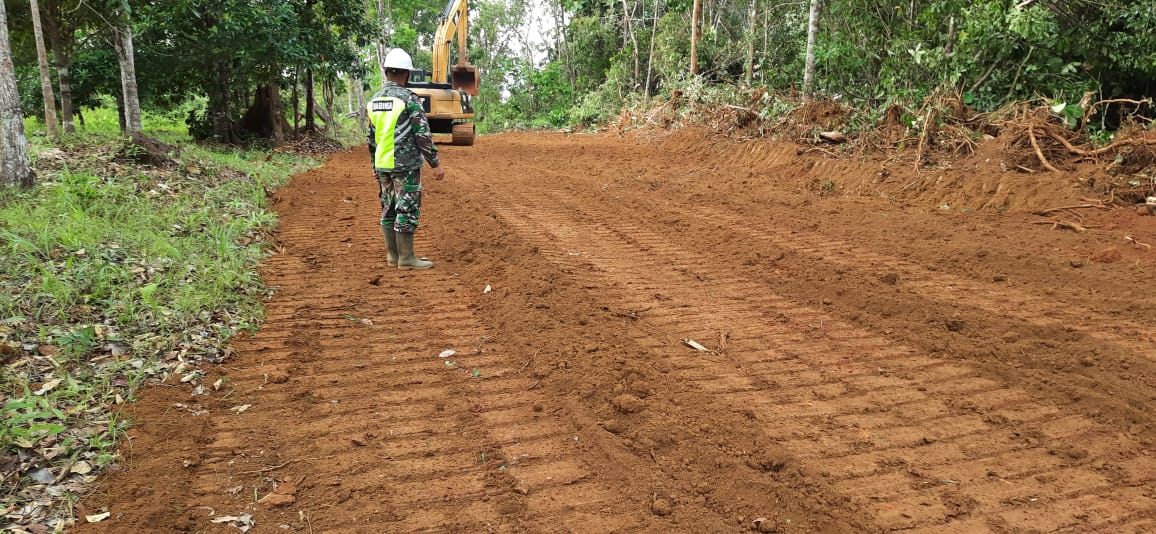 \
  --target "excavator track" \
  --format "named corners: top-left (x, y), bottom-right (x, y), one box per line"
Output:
top-left (451, 122), bottom-right (475, 146)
